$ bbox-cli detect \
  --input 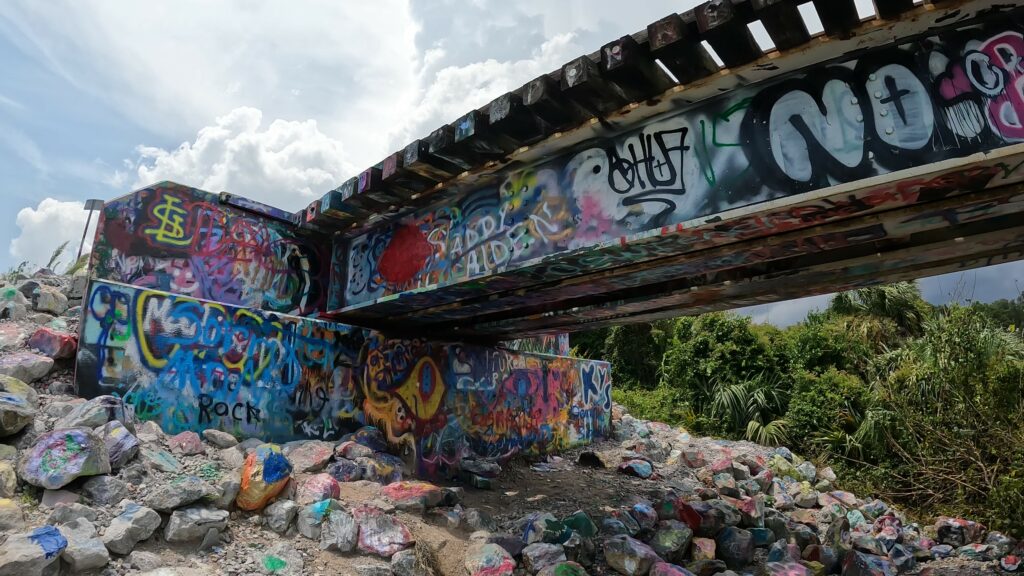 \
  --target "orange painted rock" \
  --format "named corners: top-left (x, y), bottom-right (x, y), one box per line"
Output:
top-left (235, 444), bottom-right (291, 511)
